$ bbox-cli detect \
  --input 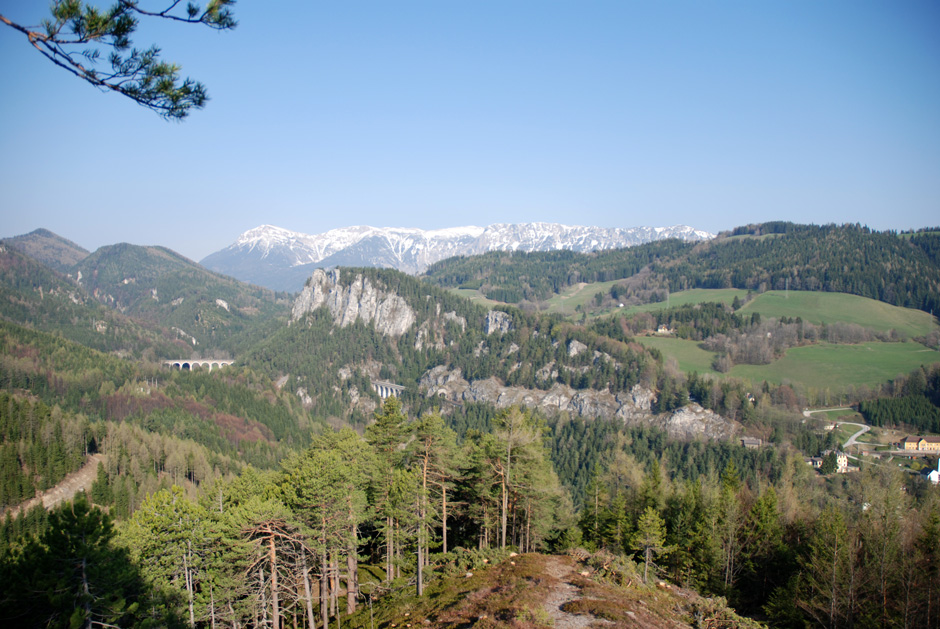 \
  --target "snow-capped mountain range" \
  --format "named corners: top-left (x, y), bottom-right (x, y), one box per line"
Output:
top-left (200, 223), bottom-right (714, 292)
